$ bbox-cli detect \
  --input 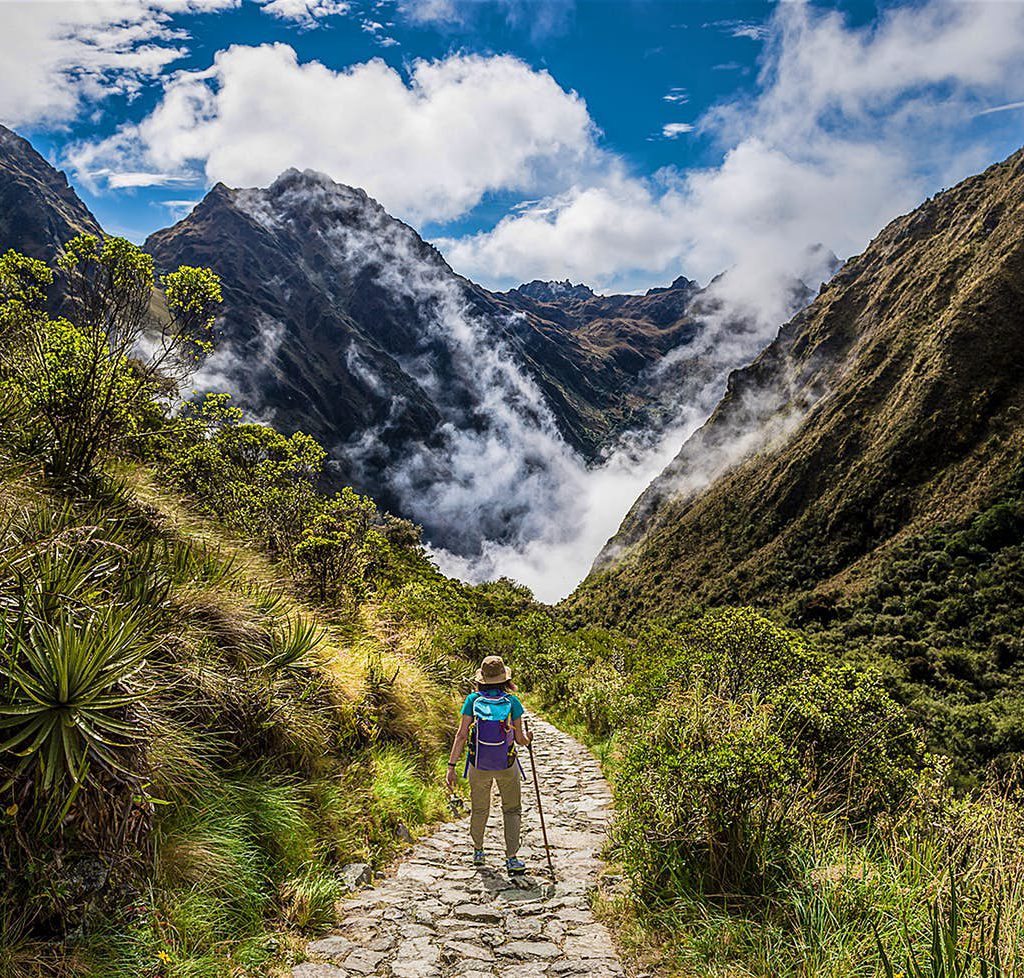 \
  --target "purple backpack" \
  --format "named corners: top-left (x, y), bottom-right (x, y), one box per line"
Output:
top-left (467, 693), bottom-right (515, 772)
